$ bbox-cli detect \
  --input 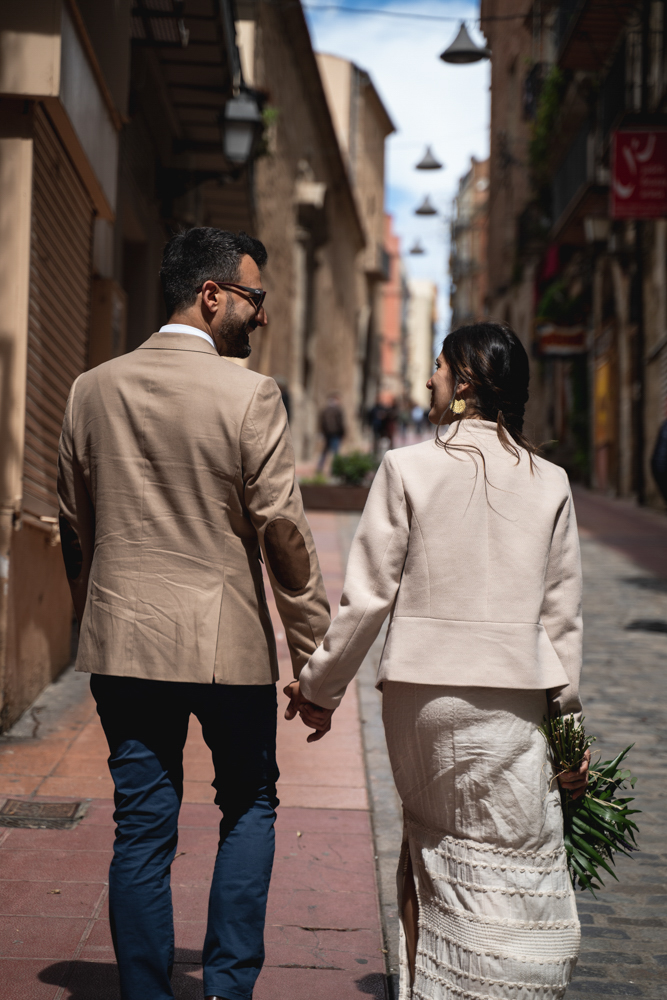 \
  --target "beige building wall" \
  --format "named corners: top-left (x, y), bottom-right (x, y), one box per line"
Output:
top-left (0, 0), bottom-right (124, 730)
top-left (316, 51), bottom-right (395, 424)
top-left (406, 280), bottom-right (437, 410)
top-left (248, 11), bottom-right (366, 461)
top-left (317, 54), bottom-right (352, 158)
